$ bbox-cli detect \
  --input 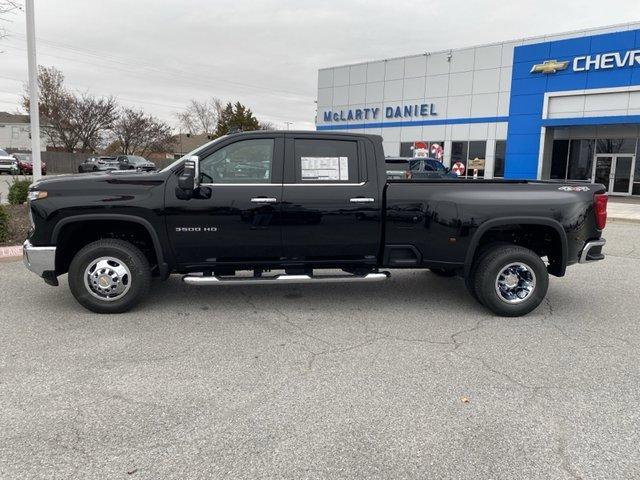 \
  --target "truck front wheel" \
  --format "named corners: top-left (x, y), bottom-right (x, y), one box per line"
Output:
top-left (472, 245), bottom-right (548, 317)
top-left (68, 239), bottom-right (151, 313)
